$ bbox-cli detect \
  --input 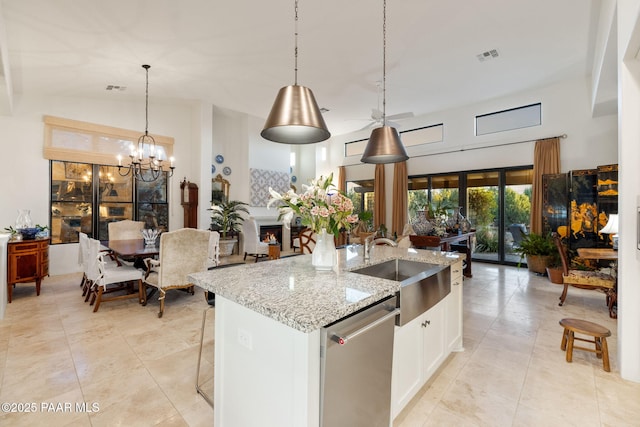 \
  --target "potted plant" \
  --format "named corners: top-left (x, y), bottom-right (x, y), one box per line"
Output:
top-left (515, 232), bottom-right (556, 274)
top-left (543, 238), bottom-right (563, 283)
top-left (210, 200), bottom-right (250, 256)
